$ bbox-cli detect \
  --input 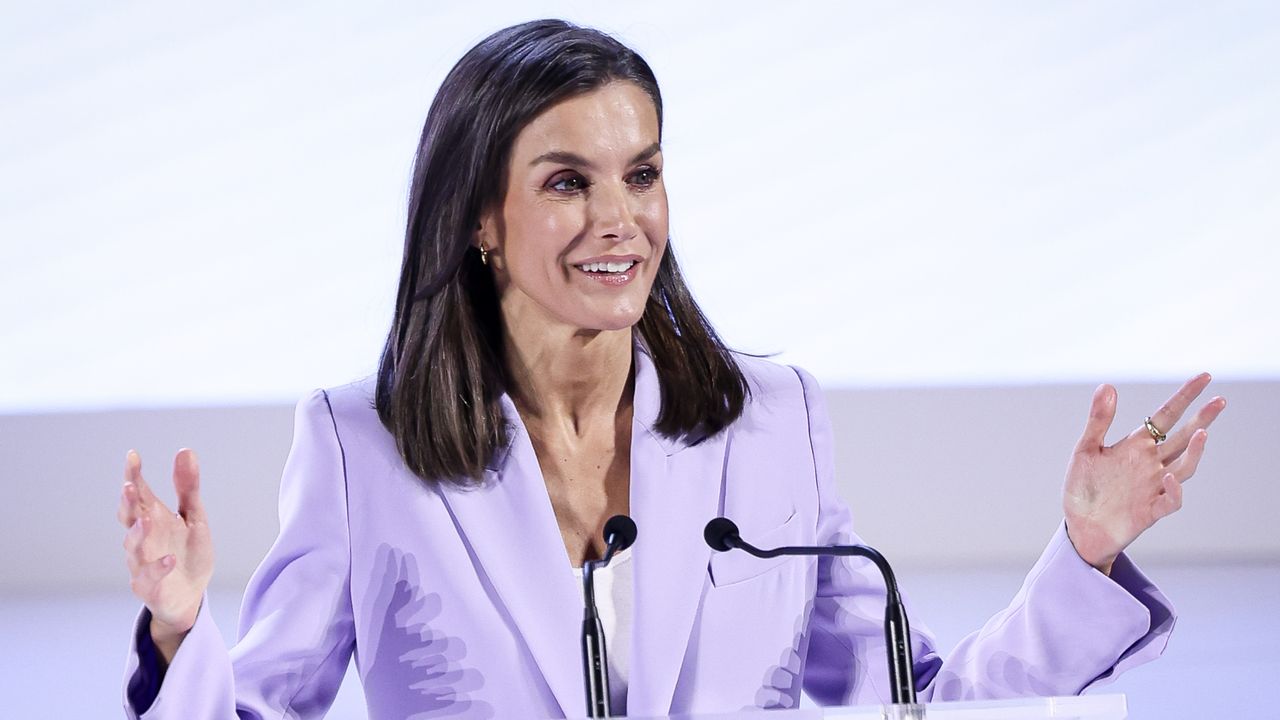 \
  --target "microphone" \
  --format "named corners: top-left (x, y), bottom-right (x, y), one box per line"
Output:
top-left (704, 517), bottom-right (919, 708)
top-left (582, 514), bottom-right (638, 718)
